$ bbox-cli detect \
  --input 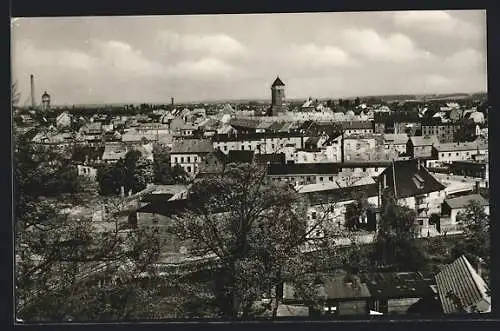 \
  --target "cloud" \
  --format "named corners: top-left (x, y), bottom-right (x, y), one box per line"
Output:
top-left (91, 40), bottom-right (165, 76)
top-left (13, 40), bottom-right (97, 70)
top-left (156, 31), bottom-right (246, 58)
top-left (393, 11), bottom-right (481, 40)
top-left (341, 28), bottom-right (431, 62)
top-left (168, 58), bottom-right (235, 79)
top-left (288, 43), bottom-right (357, 68)
top-left (443, 48), bottom-right (486, 70)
